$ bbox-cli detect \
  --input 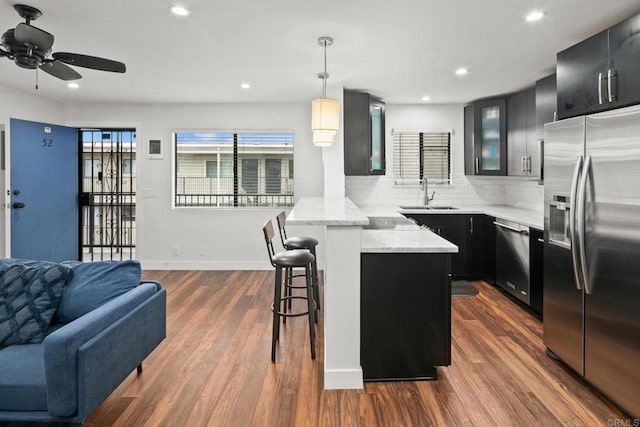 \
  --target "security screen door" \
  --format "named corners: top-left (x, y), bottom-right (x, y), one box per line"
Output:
top-left (79, 129), bottom-right (136, 261)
